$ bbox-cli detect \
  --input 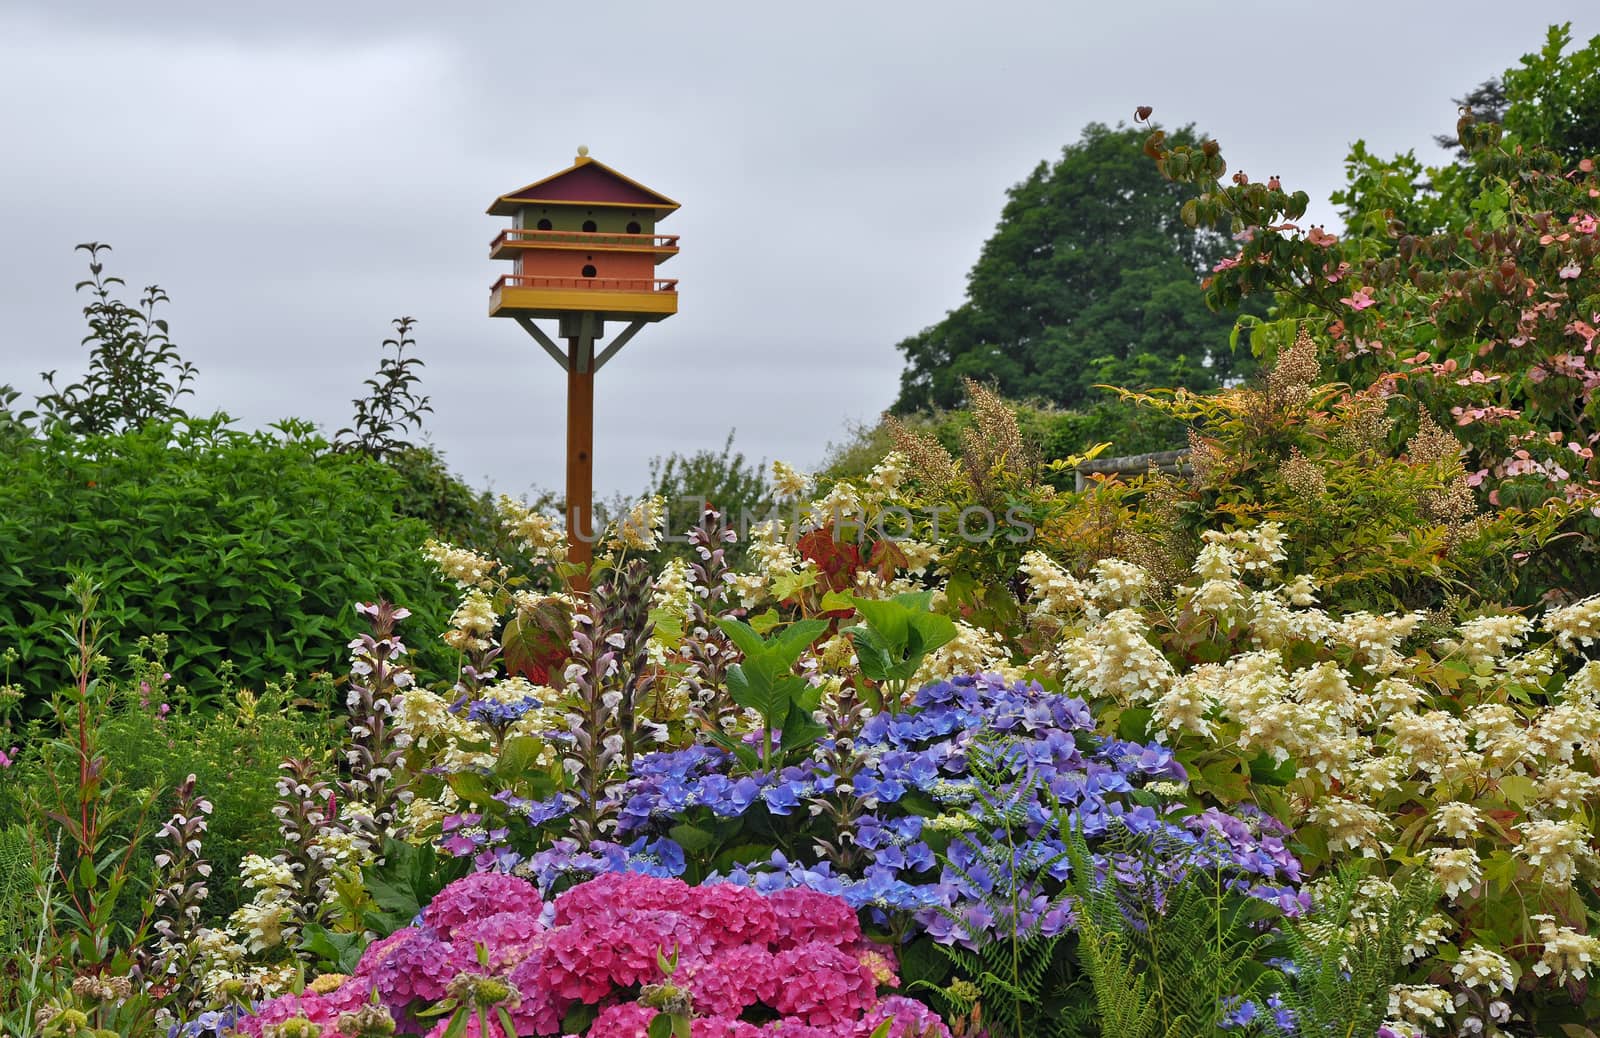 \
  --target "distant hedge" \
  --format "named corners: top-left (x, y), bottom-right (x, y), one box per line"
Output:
top-left (0, 415), bottom-right (455, 714)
